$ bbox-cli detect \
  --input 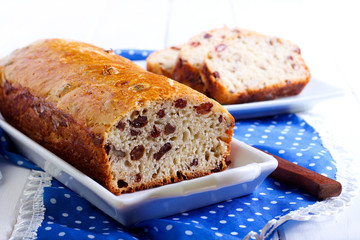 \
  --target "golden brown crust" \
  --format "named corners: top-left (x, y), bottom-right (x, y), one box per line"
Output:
top-left (172, 57), bottom-right (209, 95)
top-left (200, 61), bottom-right (310, 104)
top-left (1, 39), bottom-right (212, 131)
top-left (0, 80), bottom-right (112, 188)
top-left (0, 38), bottom-right (233, 195)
